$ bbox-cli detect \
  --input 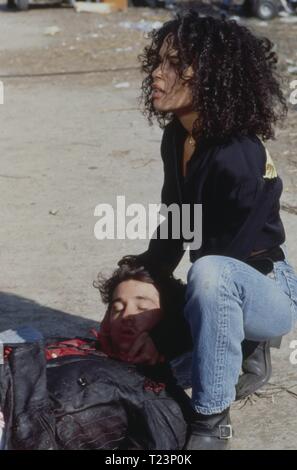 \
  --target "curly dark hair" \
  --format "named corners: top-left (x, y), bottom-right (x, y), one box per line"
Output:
top-left (137, 8), bottom-right (287, 142)
top-left (93, 263), bottom-right (186, 315)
